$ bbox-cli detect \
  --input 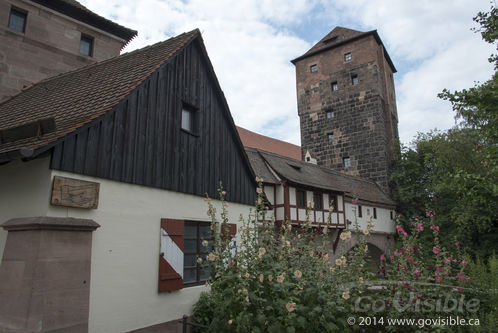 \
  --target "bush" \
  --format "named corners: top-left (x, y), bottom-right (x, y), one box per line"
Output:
top-left (193, 182), bottom-right (481, 332)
